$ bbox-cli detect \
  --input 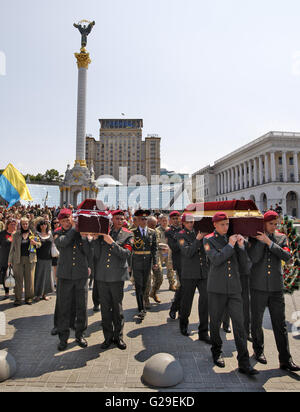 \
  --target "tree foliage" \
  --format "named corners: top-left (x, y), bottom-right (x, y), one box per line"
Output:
top-left (279, 216), bottom-right (300, 295)
top-left (1, 168), bottom-right (63, 183)
top-left (24, 169), bottom-right (64, 183)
